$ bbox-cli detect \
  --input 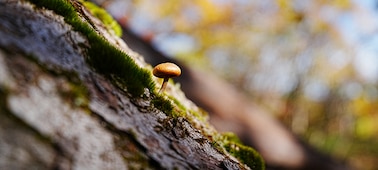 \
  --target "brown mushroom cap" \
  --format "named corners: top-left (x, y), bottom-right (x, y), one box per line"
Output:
top-left (153, 62), bottom-right (181, 78)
